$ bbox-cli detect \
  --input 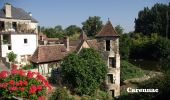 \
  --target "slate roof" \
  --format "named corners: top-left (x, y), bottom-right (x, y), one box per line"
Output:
top-left (96, 20), bottom-right (119, 37)
top-left (0, 5), bottom-right (38, 23)
top-left (31, 45), bottom-right (67, 63)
